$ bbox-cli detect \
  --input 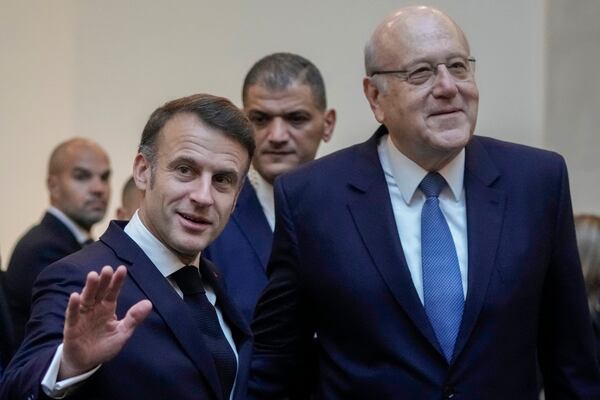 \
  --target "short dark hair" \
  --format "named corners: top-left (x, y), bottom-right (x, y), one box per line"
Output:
top-left (138, 94), bottom-right (255, 167)
top-left (242, 52), bottom-right (327, 110)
